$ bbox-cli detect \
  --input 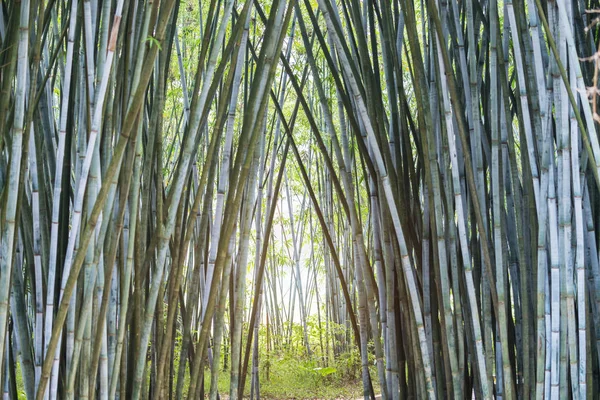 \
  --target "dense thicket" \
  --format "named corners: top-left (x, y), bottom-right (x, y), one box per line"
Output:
top-left (1, 0), bottom-right (600, 398)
